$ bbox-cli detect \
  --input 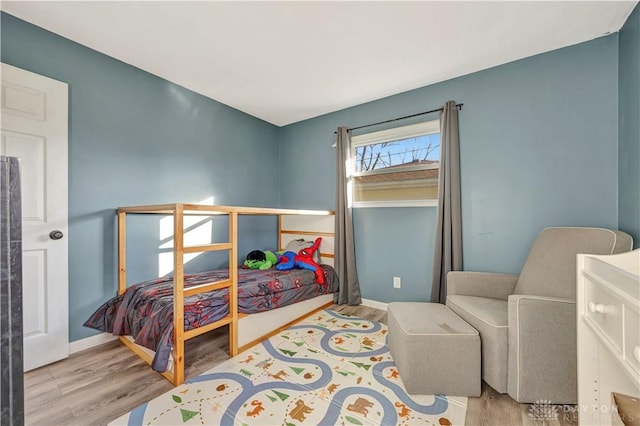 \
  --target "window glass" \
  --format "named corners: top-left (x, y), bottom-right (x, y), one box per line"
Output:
top-left (351, 120), bottom-right (440, 207)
